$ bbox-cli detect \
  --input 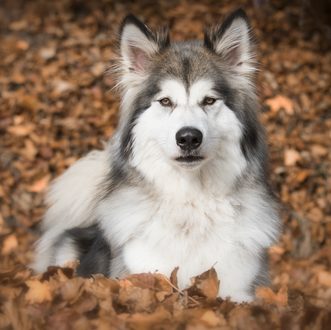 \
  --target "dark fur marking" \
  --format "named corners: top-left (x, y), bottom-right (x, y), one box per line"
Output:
top-left (120, 14), bottom-right (170, 51)
top-left (120, 82), bottom-right (160, 160)
top-left (181, 56), bottom-right (191, 89)
top-left (204, 9), bottom-right (250, 52)
top-left (251, 249), bottom-right (271, 295)
top-left (66, 225), bottom-right (111, 277)
top-left (212, 76), bottom-right (235, 108)
top-left (120, 14), bottom-right (155, 42)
